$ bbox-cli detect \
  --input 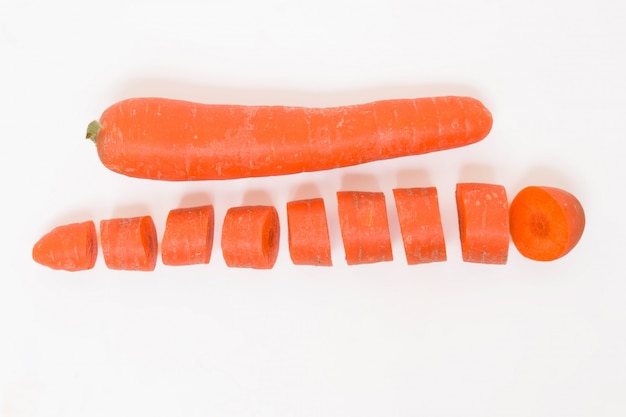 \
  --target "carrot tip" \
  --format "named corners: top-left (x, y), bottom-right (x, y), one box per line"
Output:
top-left (32, 221), bottom-right (98, 271)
